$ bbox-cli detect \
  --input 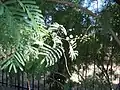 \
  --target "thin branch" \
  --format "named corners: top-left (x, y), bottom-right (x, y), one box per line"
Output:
top-left (63, 52), bottom-right (72, 76)
top-left (46, 0), bottom-right (97, 17)
top-left (53, 71), bottom-right (67, 78)
top-left (110, 29), bottom-right (120, 46)
top-left (97, 64), bottom-right (112, 89)
top-left (48, 77), bottom-right (64, 87)
top-left (73, 67), bottom-right (85, 81)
